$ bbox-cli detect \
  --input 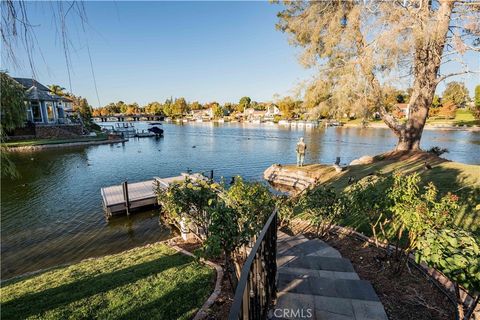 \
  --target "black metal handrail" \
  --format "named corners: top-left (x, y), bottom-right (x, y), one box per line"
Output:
top-left (228, 210), bottom-right (277, 320)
